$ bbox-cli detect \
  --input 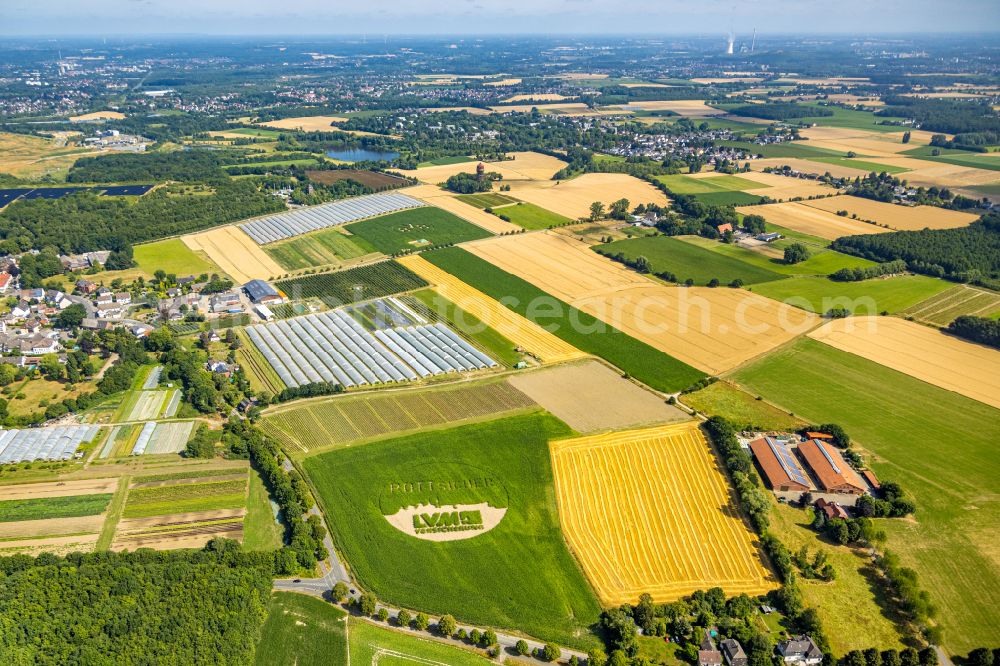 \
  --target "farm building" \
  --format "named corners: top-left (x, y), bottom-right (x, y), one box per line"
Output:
top-left (749, 436), bottom-right (811, 492)
top-left (798, 439), bottom-right (866, 495)
top-left (815, 497), bottom-right (850, 520)
top-left (242, 279), bottom-right (282, 305)
top-left (862, 469), bottom-right (881, 490)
